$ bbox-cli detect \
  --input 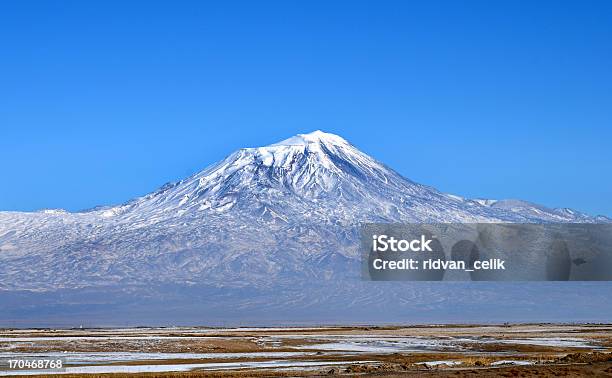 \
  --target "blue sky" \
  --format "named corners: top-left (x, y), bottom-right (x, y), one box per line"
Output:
top-left (1, 1), bottom-right (611, 216)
